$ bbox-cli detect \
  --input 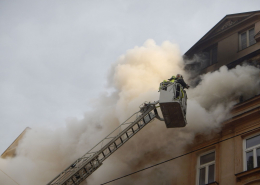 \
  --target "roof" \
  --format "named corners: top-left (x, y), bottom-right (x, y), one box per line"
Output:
top-left (185, 10), bottom-right (260, 56)
top-left (1, 127), bottom-right (31, 158)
